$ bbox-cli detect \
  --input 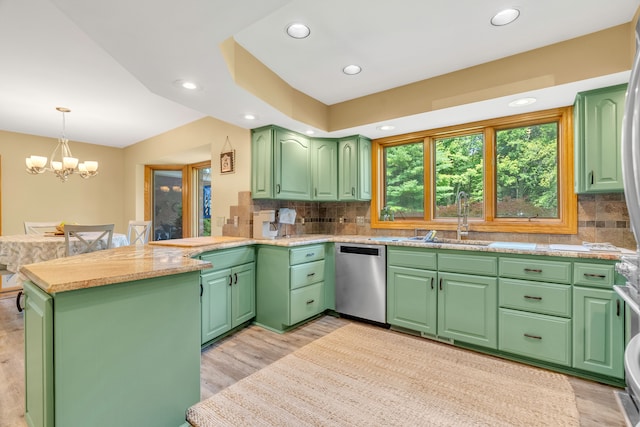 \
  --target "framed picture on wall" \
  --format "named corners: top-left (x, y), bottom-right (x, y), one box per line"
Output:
top-left (220, 150), bottom-right (235, 174)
